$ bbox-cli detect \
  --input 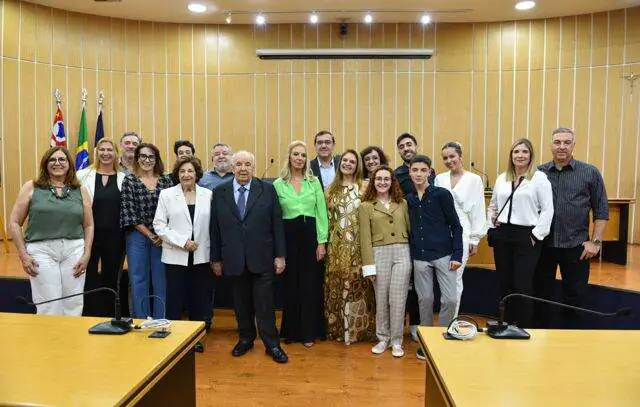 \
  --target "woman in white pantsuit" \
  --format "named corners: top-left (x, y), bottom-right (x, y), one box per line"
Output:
top-left (434, 142), bottom-right (487, 315)
top-left (9, 147), bottom-right (94, 316)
